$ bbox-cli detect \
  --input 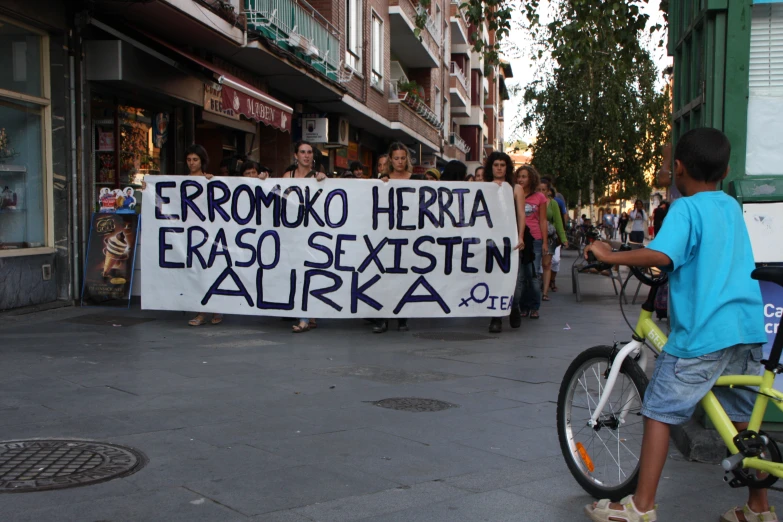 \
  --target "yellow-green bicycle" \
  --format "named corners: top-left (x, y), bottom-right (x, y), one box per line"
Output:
top-left (557, 257), bottom-right (783, 500)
